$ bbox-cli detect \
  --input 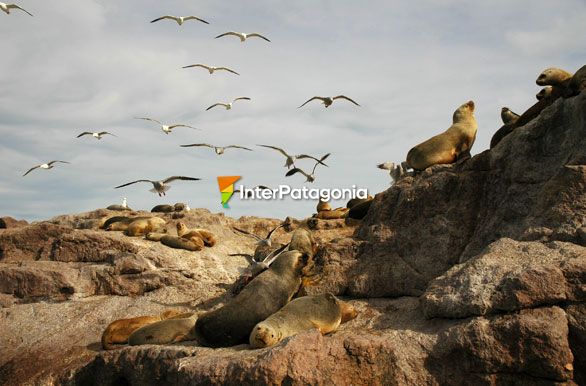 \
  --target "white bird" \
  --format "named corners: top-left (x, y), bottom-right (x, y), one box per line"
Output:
top-left (180, 143), bottom-right (253, 155)
top-left (298, 95), bottom-right (360, 108)
top-left (23, 160), bottom-right (69, 177)
top-left (257, 144), bottom-right (330, 169)
top-left (215, 31), bottom-right (270, 42)
top-left (114, 176), bottom-right (201, 197)
top-left (150, 15), bottom-right (209, 25)
top-left (377, 162), bottom-right (406, 184)
top-left (285, 156), bottom-right (330, 183)
top-left (0, 2), bottom-right (33, 16)
top-left (182, 63), bottom-right (239, 75)
top-left (122, 197), bottom-right (128, 208)
top-left (134, 117), bottom-right (199, 134)
top-left (206, 97), bottom-right (251, 111)
top-left (76, 131), bottom-right (117, 140)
